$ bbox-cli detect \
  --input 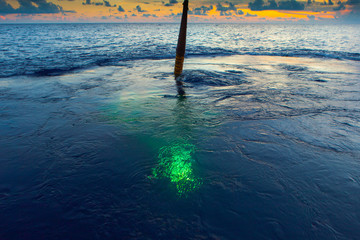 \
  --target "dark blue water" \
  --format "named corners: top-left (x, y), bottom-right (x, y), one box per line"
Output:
top-left (0, 24), bottom-right (360, 240)
top-left (0, 23), bottom-right (359, 78)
